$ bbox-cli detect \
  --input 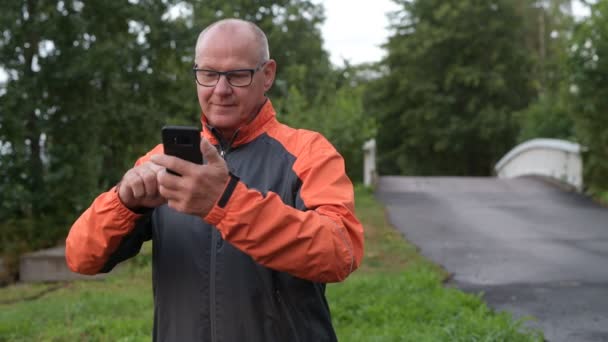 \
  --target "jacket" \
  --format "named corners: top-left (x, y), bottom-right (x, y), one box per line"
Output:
top-left (65, 99), bottom-right (365, 341)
